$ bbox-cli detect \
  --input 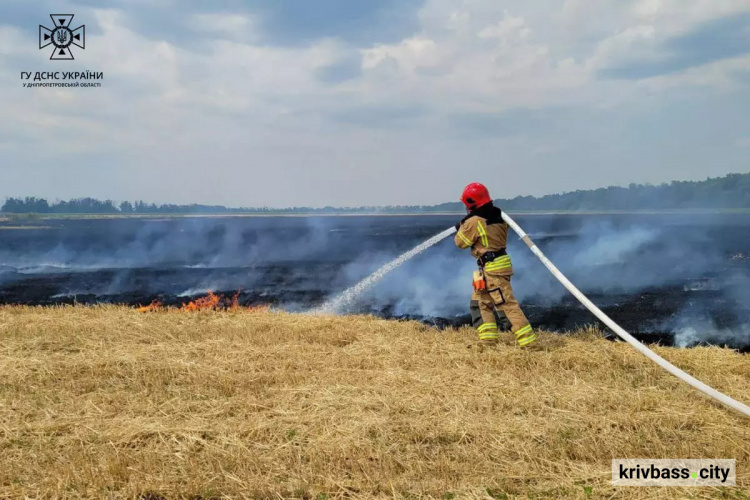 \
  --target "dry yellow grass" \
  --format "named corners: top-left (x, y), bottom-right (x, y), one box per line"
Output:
top-left (0, 305), bottom-right (748, 499)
